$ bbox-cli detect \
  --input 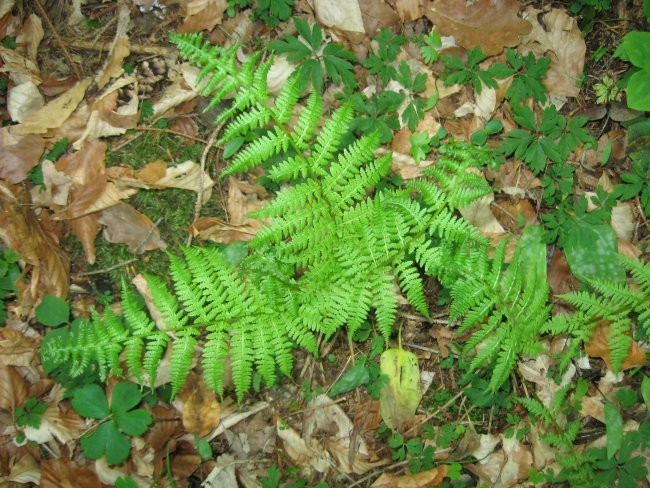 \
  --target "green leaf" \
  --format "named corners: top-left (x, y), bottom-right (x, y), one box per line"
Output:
top-left (113, 408), bottom-right (153, 436)
top-left (641, 375), bottom-right (650, 414)
top-left (196, 436), bottom-right (213, 460)
top-left (80, 420), bottom-right (131, 464)
top-left (470, 129), bottom-right (488, 146)
top-left (71, 384), bottom-right (110, 419)
top-left (626, 69), bottom-right (650, 111)
top-left (620, 31), bottom-right (650, 70)
top-left (604, 401), bottom-right (623, 459)
top-left (35, 295), bottom-right (70, 327)
top-left (115, 476), bottom-right (139, 488)
top-left (110, 382), bottom-right (143, 413)
top-left (328, 362), bottom-right (370, 396)
top-left (563, 222), bottom-right (626, 283)
top-left (380, 347), bottom-right (422, 430)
